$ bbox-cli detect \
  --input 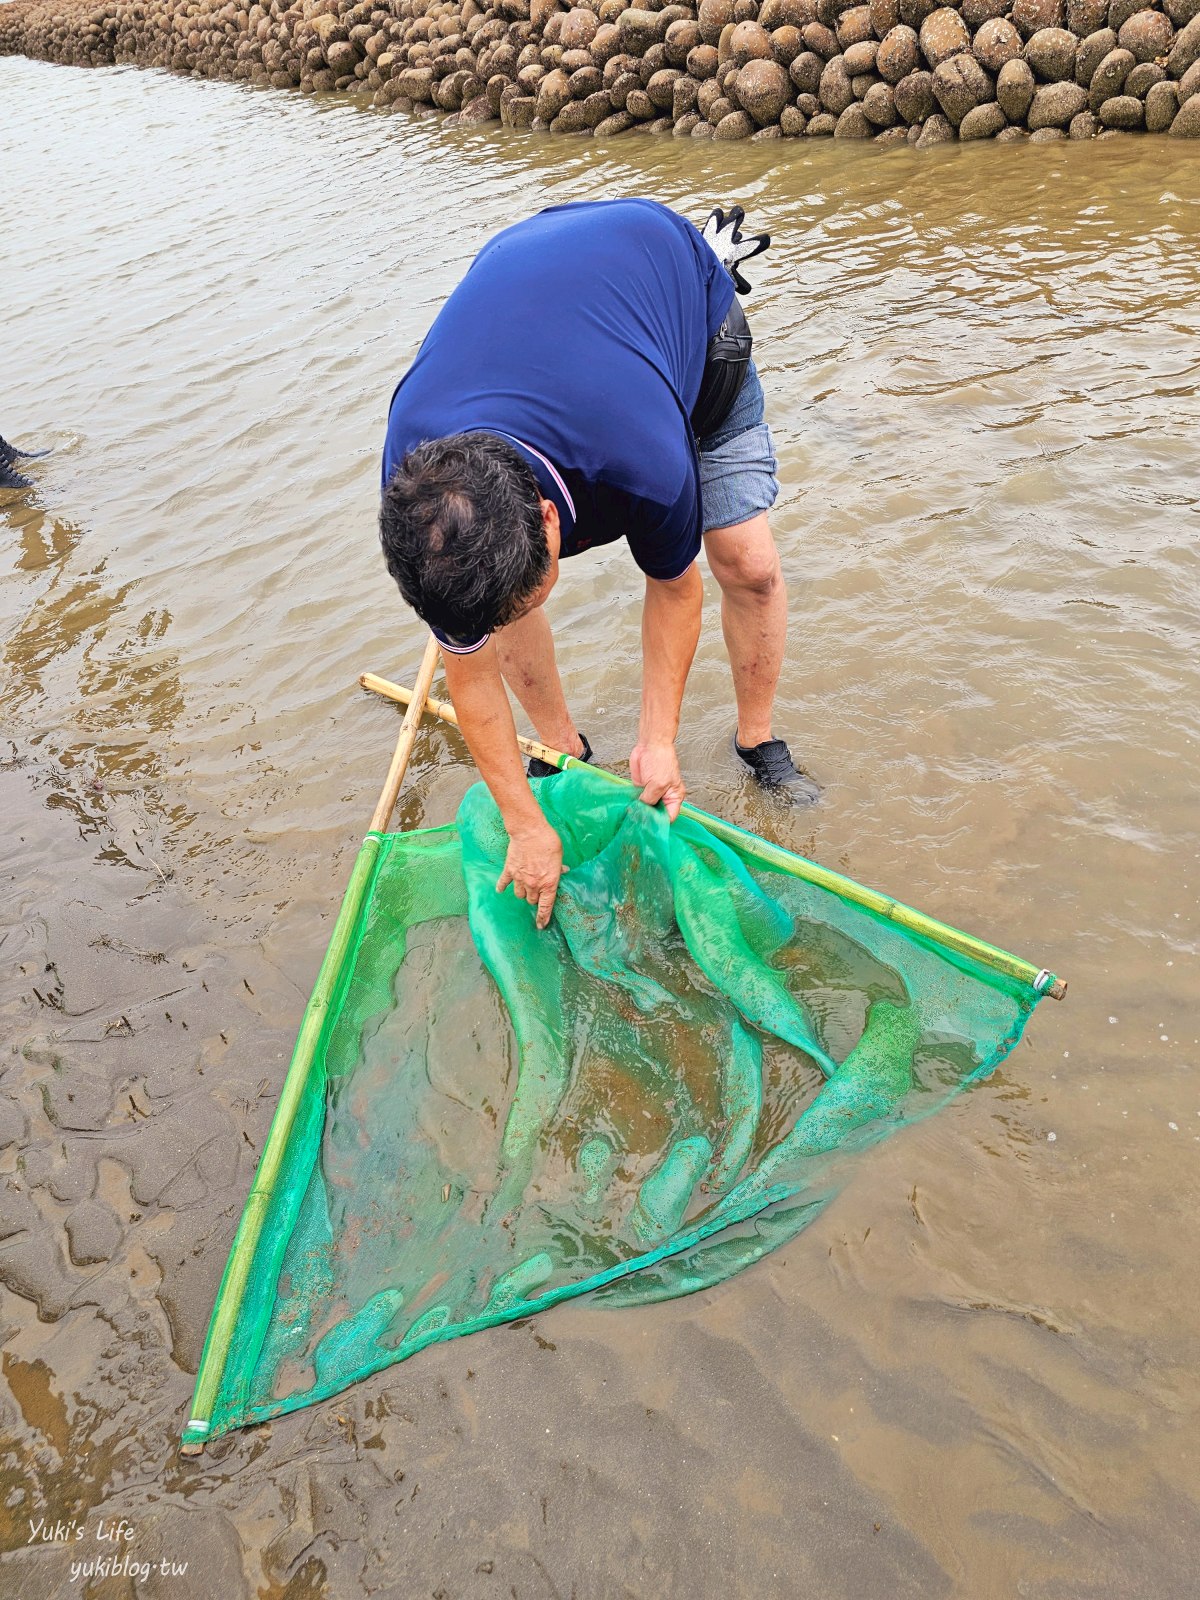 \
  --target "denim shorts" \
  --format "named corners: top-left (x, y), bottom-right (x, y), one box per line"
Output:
top-left (696, 359), bottom-right (779, 534)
